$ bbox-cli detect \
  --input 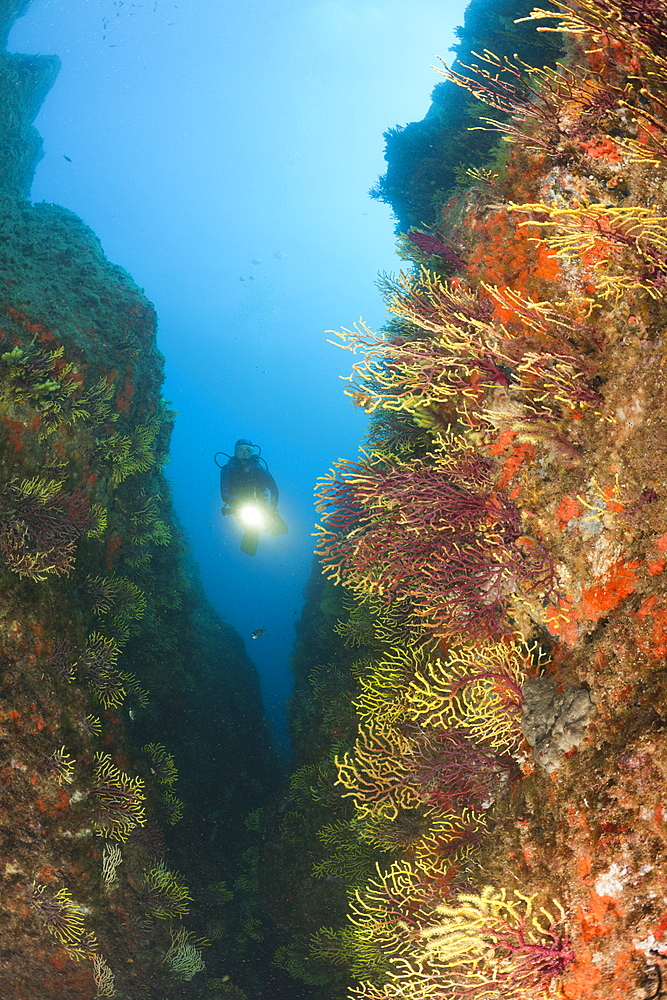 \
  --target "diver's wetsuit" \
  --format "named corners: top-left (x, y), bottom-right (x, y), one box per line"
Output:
top-left (220, 456), bottom-right (285, 555)
top-left (219, 456), bottom-right (279, 509)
